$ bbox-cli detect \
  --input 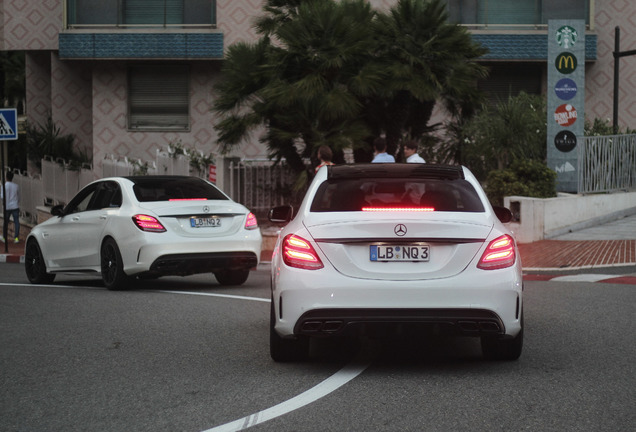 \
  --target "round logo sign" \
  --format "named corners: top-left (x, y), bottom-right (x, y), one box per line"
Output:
top-left (556, 25), bottom-right (578, 49)
top-left (554, 78), bottom-right (577, 101)
top-left (554, 104), bottom-right (577, 127)
top-left (555, 131), bottom-right (577, 152)
top-left (555, 52), bottom-right (577, 74)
